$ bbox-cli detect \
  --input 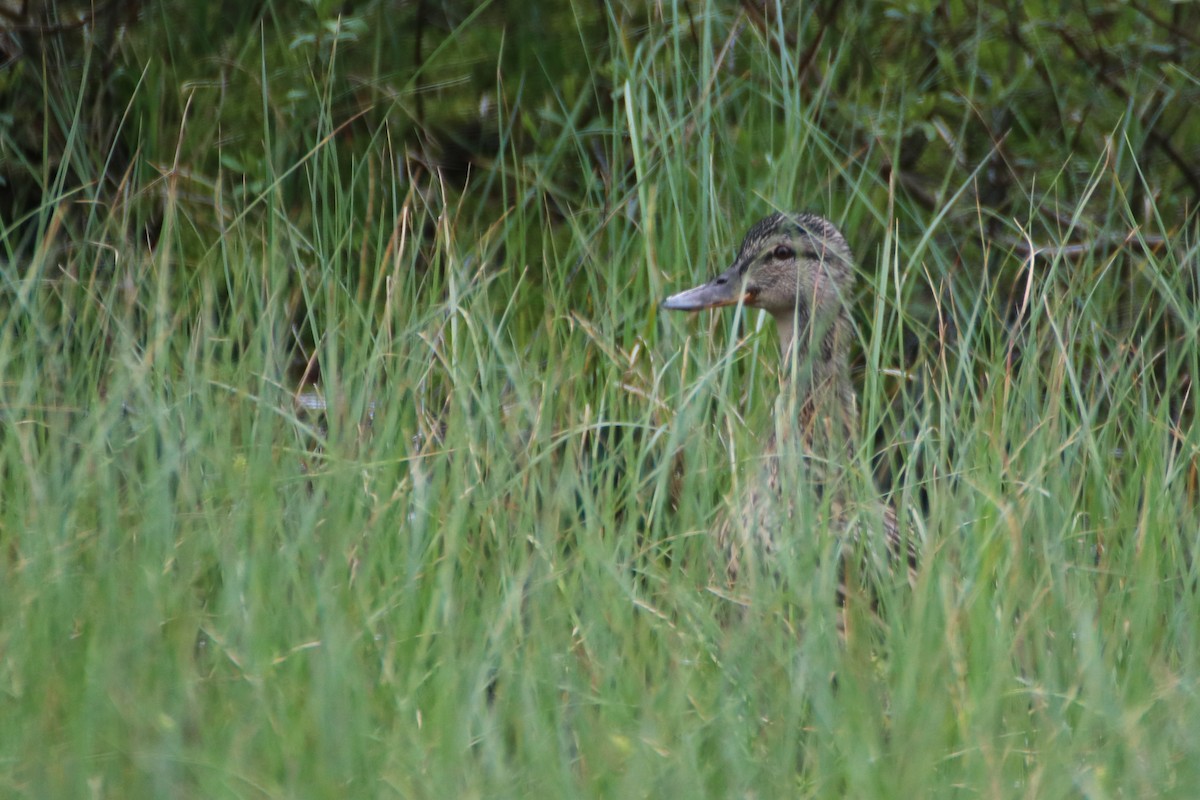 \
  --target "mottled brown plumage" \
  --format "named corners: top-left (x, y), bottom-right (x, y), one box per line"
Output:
top-left (663, 212), bottom-right (911, 587)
